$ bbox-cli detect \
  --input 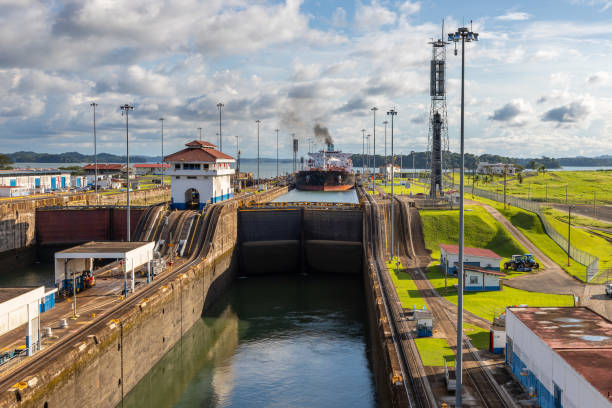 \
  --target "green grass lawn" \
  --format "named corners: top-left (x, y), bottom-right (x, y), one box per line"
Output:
top-left (464, 323), bottom-right (490, 351)
top-left (425, 266), bottom-right (575, 321)
top-left (468, 195), bottom-right (588, 281)
top-left (542, 208), bottom-right (612, 270)
top-left (419, 205), bottom-right (528, 266)
top-left (453, 170), bottom-right (612, 204)
top-left (414, 338), bottom-right (455, 367)
top-left (387, 258), bottom-right (427, 310)
top-left (544, 207), bottom-right (612, 230)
